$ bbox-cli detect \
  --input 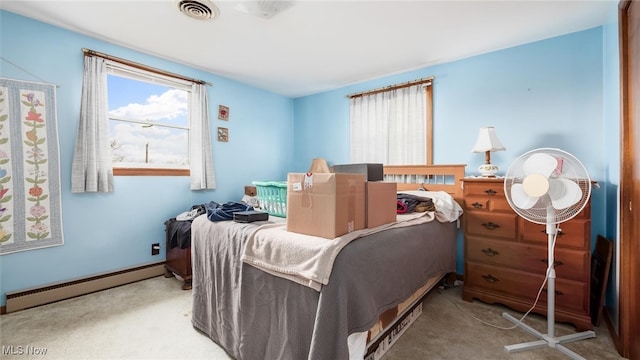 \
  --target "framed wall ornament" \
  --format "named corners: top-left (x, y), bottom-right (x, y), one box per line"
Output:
top-left (218, 105), bottom-right (229, 121)
top-left (217, 127), bottom-right (229, 142)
